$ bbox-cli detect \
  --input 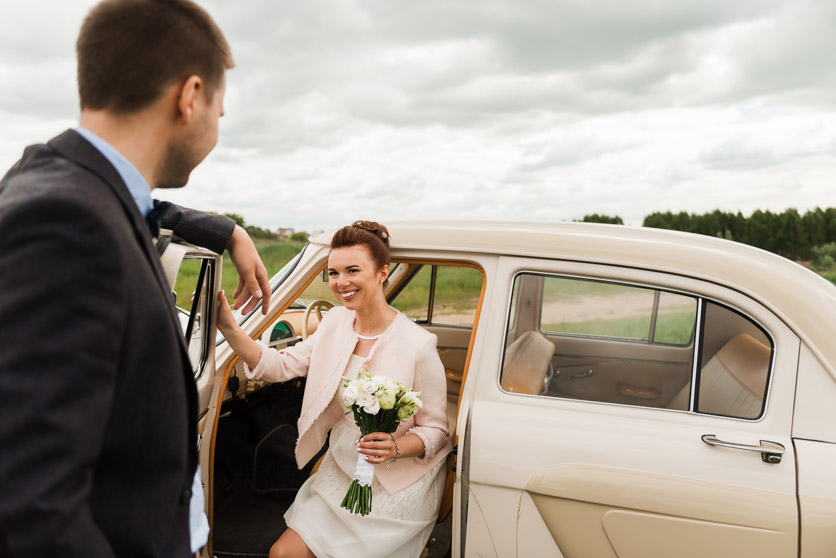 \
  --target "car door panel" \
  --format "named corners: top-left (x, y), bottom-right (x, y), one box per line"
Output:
top-left (547, 335), bottom-right (693, 407)
top-left (527, 464), bottom-right (796, 558)
top-left (464, 257), bottom-right (799, 558)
